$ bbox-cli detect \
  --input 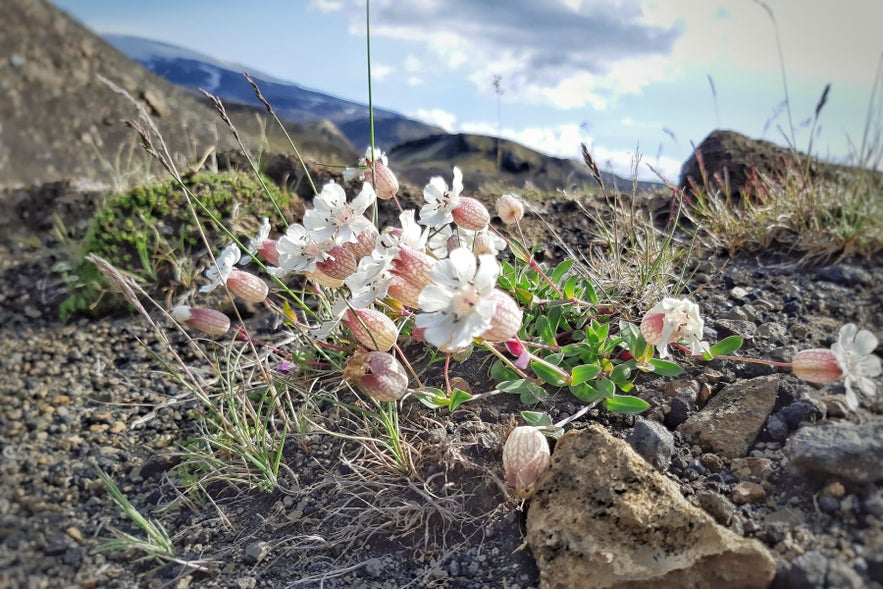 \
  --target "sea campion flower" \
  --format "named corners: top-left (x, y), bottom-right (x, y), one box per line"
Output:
top-left (831, 324), bottom-right (881, 408)
top-left (415, 247), bottom-right (499, 352)
top-left (343, 349), bottom-right (409, 402)
top-left (496, 193), bottom-right (525, 224)
top-left (171, 305), bottom-right (230, 336)
top-left (451, 196), bottom-right (490, 231)
top-left (241, 217), bottom-right (280, 266)
top-left (480, 289), bottom-right (523, 343)
top-left (388, 244), bottom-right (436, 308)
top-left (420, 167), bottom-right (463, 228)
top-left (503, 426), bottom-right (550, 499)
top-left (352, 146), bottom-right (399, 200)
top-left (640, 297), bottom-right (709, 359)
top-left (271, 223), bottom-right (333, 276)
top-left (200, 244), bottom-right (268, 303)
top-left (314, 245), bottom-right (358, 281)
top-left (303, 181), bottom-right (376, 244)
